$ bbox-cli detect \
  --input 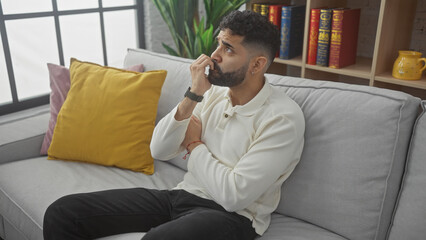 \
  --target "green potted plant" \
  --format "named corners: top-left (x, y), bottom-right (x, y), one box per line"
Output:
top-left (153, 0), bottom-right (249, 59)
